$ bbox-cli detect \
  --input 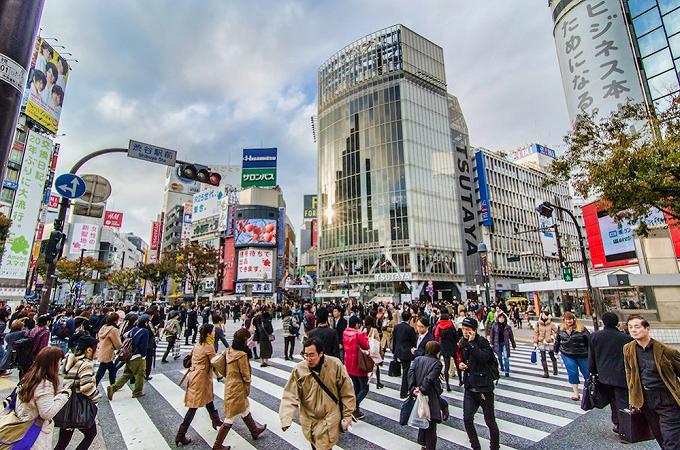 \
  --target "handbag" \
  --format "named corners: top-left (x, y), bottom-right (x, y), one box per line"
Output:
top-left (530, 347), bottom-right (537, 364)
top-left (417, 392), bottom-right (431, 420)
top-left (388, 359), bottom-right (402, 377)
top-left (210, 351), bottom-right (228, 377)
top-left (54, 375), bottom-right (97, 430)
top-left (0, 386), bottom-right (44, 449)
top-left (399, 395), bottom-right (415, 425)
top-left (581, 376), bottom-right (608, 411)
top-left (618, 408), bottom-right (654, 443)
top-left (357, 349), bottom-right (375, 373)
top-left (183, 351), bottom-right (193, 369)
